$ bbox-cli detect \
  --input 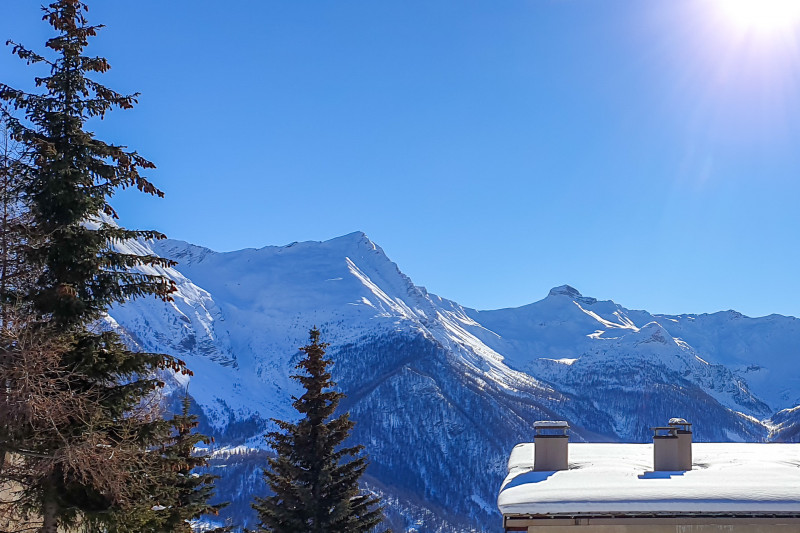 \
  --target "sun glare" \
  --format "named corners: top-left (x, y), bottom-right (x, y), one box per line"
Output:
top-left (716, 0), bottom-right (800, 33)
